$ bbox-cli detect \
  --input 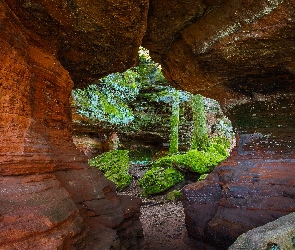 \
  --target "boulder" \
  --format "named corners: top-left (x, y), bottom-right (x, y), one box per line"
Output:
top-left (229, 212), bottom-right (295, 250)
